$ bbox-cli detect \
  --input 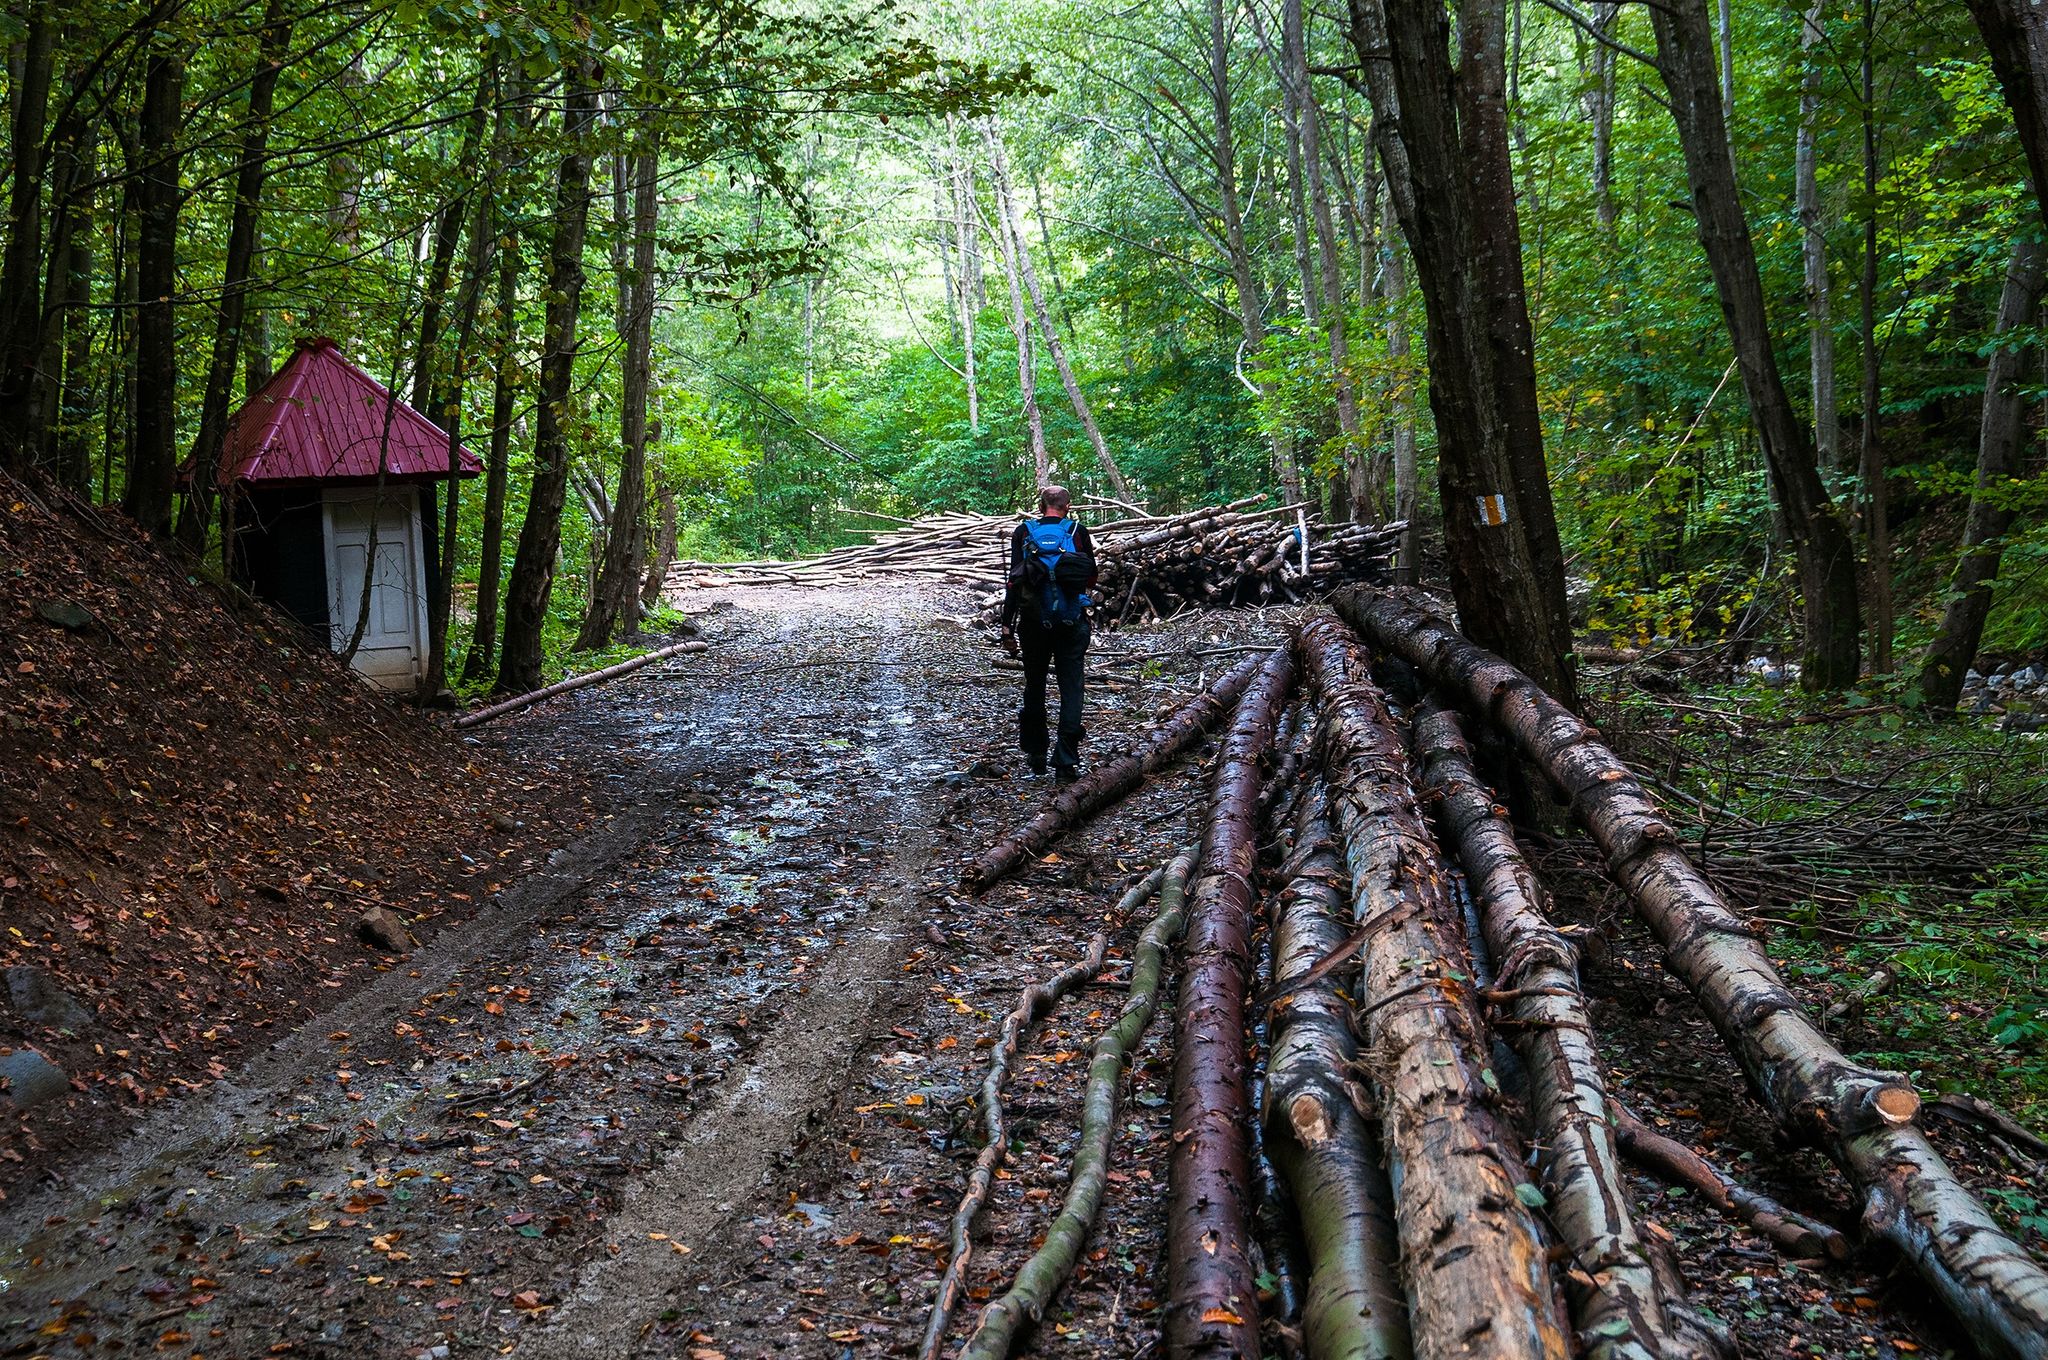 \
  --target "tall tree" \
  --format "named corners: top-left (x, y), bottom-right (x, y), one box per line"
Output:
top-left (1917, 238), bottom-right (2044, 709)
top-left (1345, 0), bottom-right (1578, 708)
top-left (123, 36), bottom-right (184, 535)
top-left (579, 37), bottom-right (663, 650)
top-left (498, 54), bottom-right (601, 695)
top-left (1967, 0), bottom-right (2048, 234)
top-left (985, 120), bottom-right (1134, 503)
top-left (177, 0), bottom-right (294, 547)
top-left (0, 6), bottom-right (58, 466)
top-left (1796, 0), bottom-right (1840, 471)
top-left (1647, 0), bottom-right (1863, 688)
top-left (462, 232), bottom-right (523, 686)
